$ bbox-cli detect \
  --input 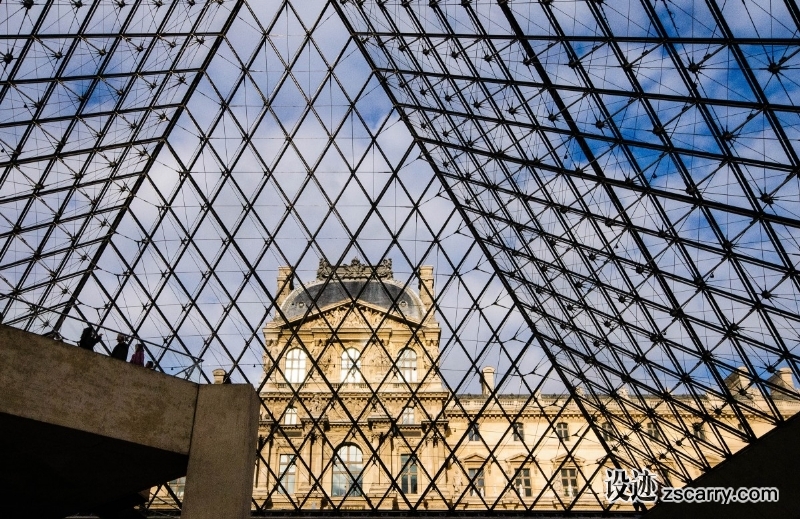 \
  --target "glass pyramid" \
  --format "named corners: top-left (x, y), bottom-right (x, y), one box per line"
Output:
top-left (1, 0), bottom-right (798, 513)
